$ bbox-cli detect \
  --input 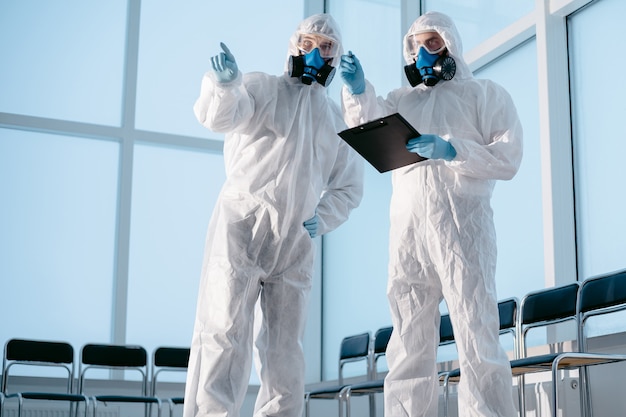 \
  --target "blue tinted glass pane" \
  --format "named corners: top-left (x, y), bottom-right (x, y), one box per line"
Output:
top-left (135, 0), bottom-right (303, 139)
top-left (126, 143), bottom-right (225, 375)
top-left (475, 39), bottom-right (544, 301)
top-left (0, 129), bottom-right (118, 348)
top-left (0, 1), bottom-right (126, 125)
top-left (424, 0), bottom-right (534, 52)
top-left (322, 166), bottom-right (393, 380)
top-left (328, 0), bottom-right (402, 103)
top-left (569, 0), bottom-right (626, 278)
top-left (324, 0), bottom-right (401, 381)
